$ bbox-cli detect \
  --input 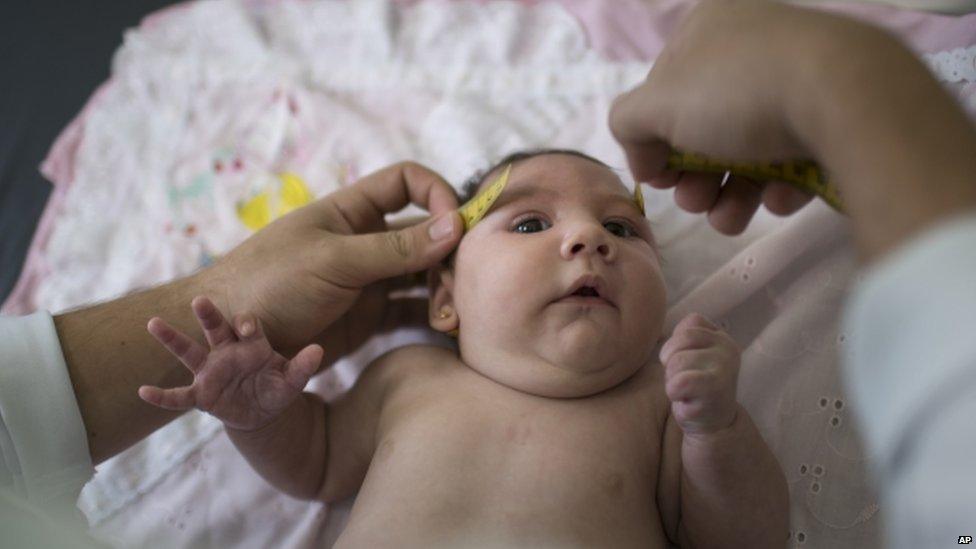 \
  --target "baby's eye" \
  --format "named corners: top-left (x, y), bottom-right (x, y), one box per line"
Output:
top-left (513, 217), bottom-right (550, 234)
top-left (605, 220), bottom-right (637, 238)
top-left (512, 217), bottom-right (639, 237)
